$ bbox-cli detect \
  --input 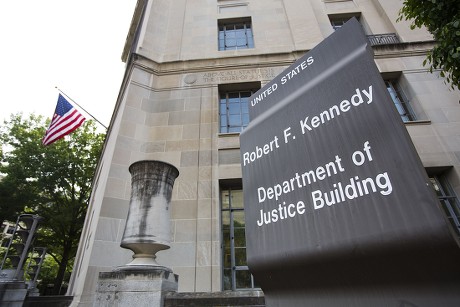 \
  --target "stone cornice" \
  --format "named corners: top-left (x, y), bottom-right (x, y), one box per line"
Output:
top-left (121, 0), bottom-right (148, 63)
top-left (131, 40), bottom-right (436, 76)
top-left (372, 40), bottom-right (435, 59)
top-left (131, 51), bottom-right (307, 76)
